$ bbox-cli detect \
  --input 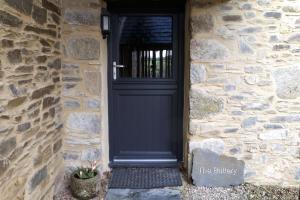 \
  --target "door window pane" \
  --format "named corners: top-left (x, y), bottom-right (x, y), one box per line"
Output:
top-left (118, 16), bottom-right (173, 79)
